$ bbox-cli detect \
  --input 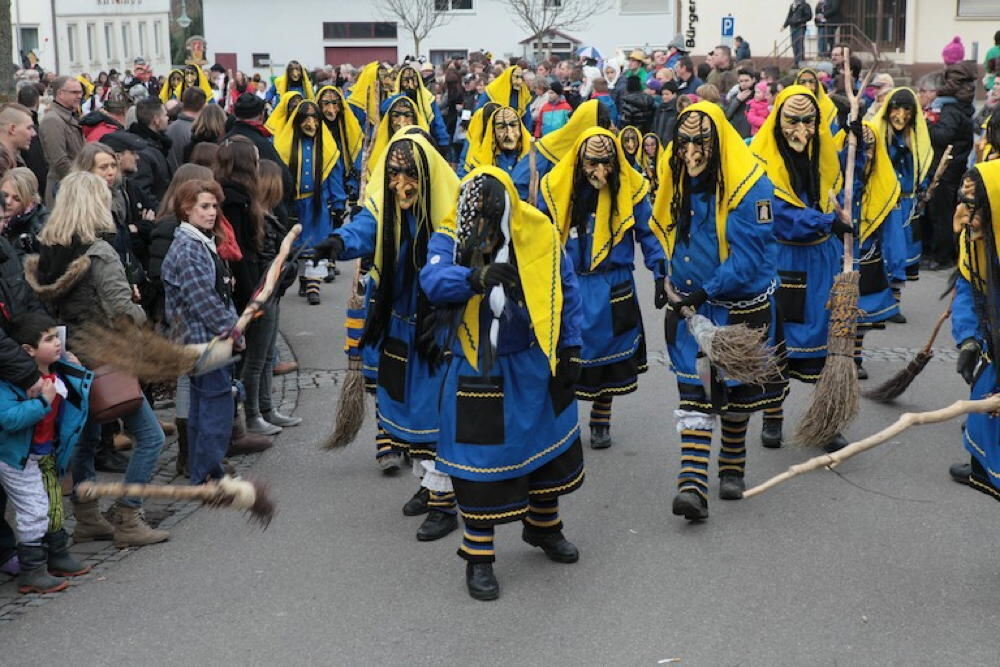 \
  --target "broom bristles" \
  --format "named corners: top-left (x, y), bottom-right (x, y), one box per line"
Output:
top-left (73, 320), bottom-right (200, 382)
top-left (322, 359), bottom-right (367, 450)
top-left (709, 324), bottom-right (784, 385)
top-left (862, 352), bottom-right (933, 402)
